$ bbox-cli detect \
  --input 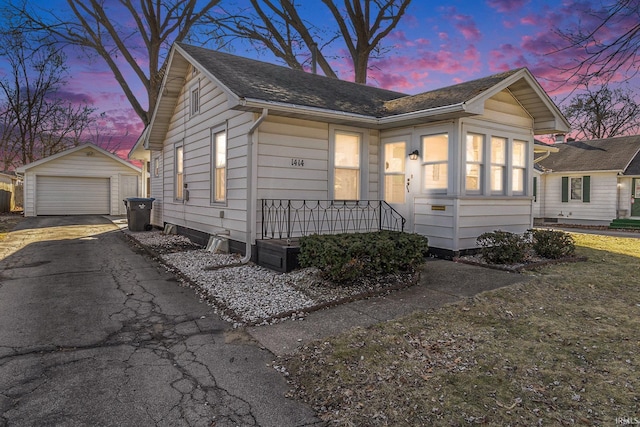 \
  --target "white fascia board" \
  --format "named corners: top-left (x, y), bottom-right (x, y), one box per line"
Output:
top-left (238, 98), bottom-right (472, 126)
